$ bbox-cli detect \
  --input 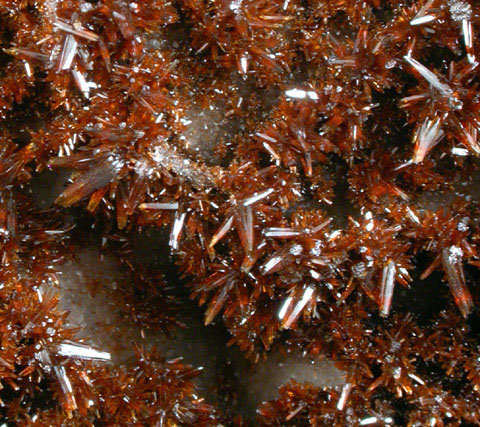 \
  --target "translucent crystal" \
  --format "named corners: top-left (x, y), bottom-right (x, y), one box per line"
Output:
top-left (461, 19), bottom-right (476, 64)
top-left (53, 20), bottom-right (100, 41)
top-left (56, 155), bottom-right (124, 207)
top-left (57, 342), bottom-right (111, 361)
top-left (412, 117), bottom-right (444, 163)
top-left (403, 55), bottom-right (460, 107)
top-left (209, 215), bottom-right (234, 248)
top-left (410, 15), bottom-right (436, 26)
top-left (169, 211), bottom-right (187, 251)
top-left (379, 260), bottom-right (396, 317)
top-left (243, 188), bottom-right (274, 206)
top-left (235, 204), bottom-right (254, 256)
top-left (58, 35), bottom-right (78, 71)
top-left (263, 227), bottom-right (302, 238)
top-left (278, 286), bottom-right (315, 329)
top-left (260, 245), bottom-right (293, 275)
top-left (441, 245), bottom-right (473, 317)
top-left (71, 68), bottom-right (91, 98)
top-left (337, 381), bottom-right (353, 410)
top-left (54, 365), bottom-right (77, 412)
top-left (140, 202), bottom-right (179, 211)
top-left (410, 0), bottom-right (435, 26)
top-left (204, 277), bottom-right (235, 325)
